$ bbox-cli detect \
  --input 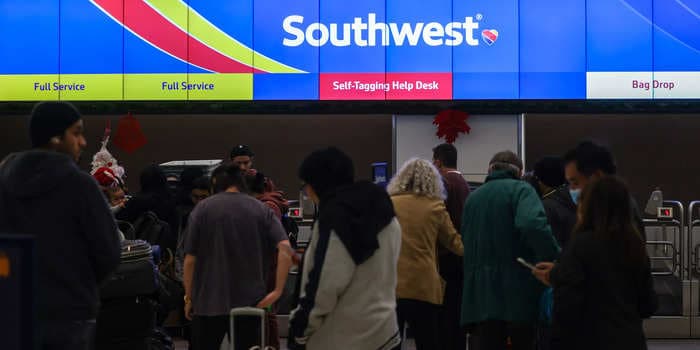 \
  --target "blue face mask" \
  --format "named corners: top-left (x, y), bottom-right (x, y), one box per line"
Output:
top-left (569, 188), bottom-right (581, 205)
